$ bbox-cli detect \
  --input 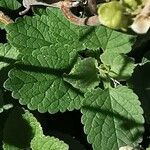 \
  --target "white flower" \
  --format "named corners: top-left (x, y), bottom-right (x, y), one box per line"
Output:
top-left (119, 146), bottom-right (134, 150)
top-left (131, 15), bottom-right (150, 34)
